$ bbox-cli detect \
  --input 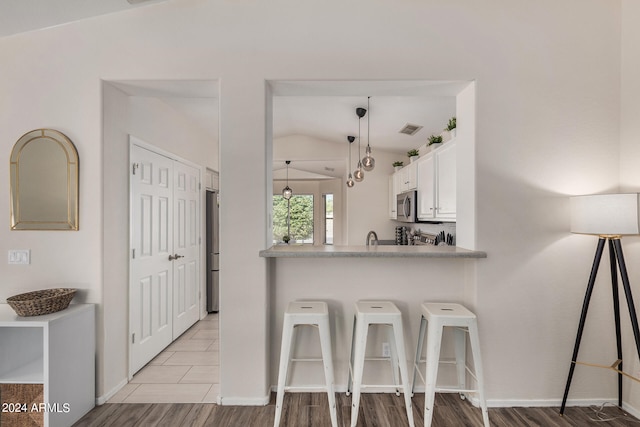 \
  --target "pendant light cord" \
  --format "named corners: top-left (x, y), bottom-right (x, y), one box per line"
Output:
top-left (367, 96), bottom-right (370, 149)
